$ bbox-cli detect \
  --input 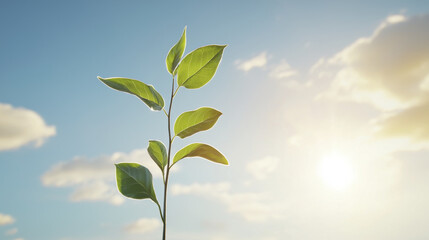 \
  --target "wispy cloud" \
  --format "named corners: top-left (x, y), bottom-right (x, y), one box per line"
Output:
top-left (246, 156), bottom-right (279, 180)
top-left (123, 218), bottom-right (160, 234)
top-left (236, 52), bottom-right (300, 87)
top-left (168, 232), bottom-right (232, 240)
top-left (171, 182), bottom-right (280, 222)
top-left (0, 103), bottom-right (55, 151)
top-left (5, 228), bottom-right (18, 236)
top-left (42, 149), bottom-right (171, 205)
top-left (0, 213), bottom-right (15, 226)
top-left (269, 60), bottom-right (298, 80)
top-left (235, 52), bottom-right (267, 72)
